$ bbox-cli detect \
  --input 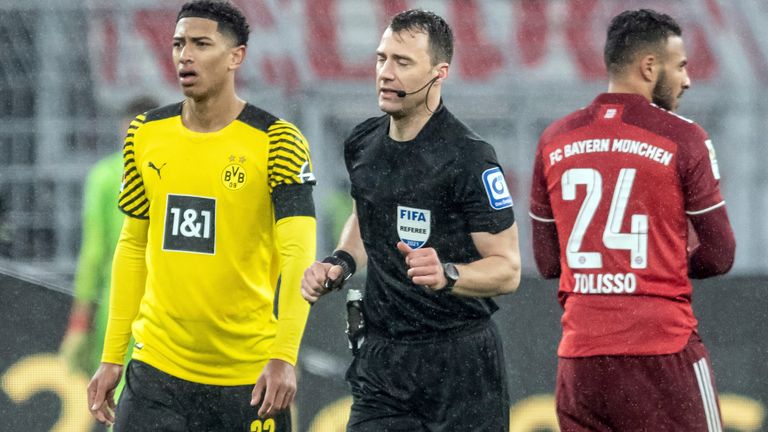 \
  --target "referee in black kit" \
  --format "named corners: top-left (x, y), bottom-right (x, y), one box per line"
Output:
top-left (301, 9), bottom-right (521, 432)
